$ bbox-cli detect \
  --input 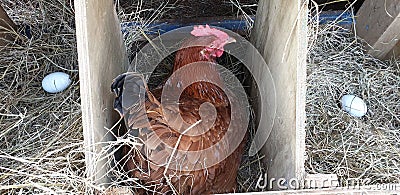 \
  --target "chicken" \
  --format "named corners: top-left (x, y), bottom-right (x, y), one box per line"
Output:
top-left (111, 25), bottom-right (247, 194)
